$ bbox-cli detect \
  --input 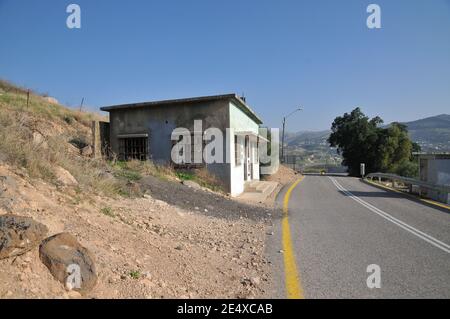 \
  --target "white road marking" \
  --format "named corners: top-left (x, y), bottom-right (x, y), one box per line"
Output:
top-left (329, 177), bottom-right (450, 254)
